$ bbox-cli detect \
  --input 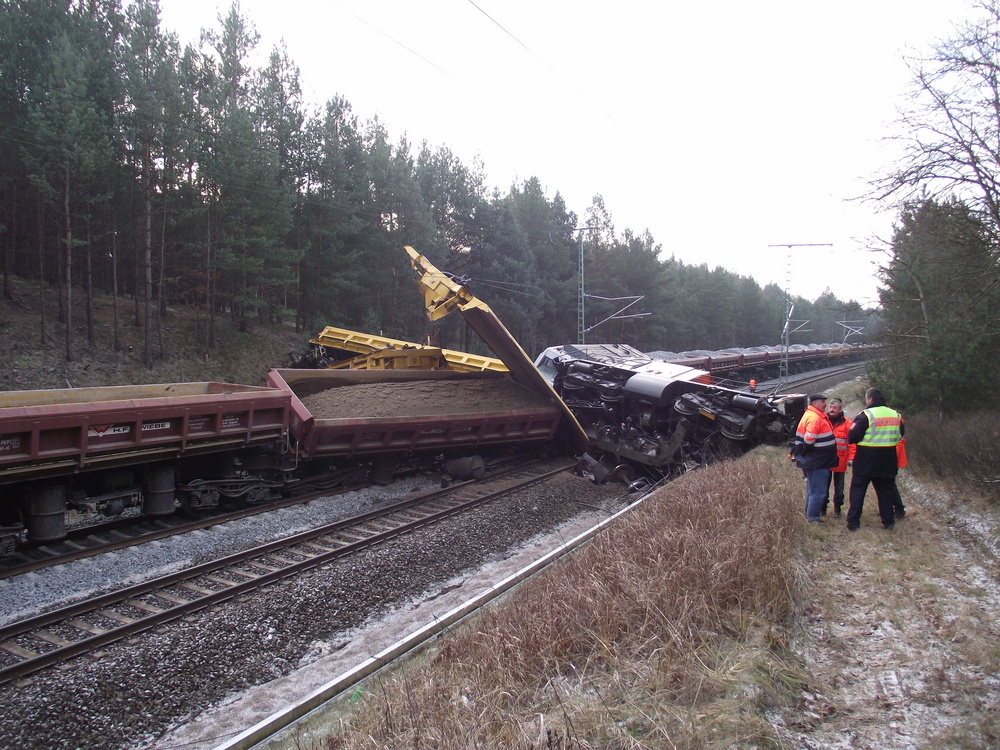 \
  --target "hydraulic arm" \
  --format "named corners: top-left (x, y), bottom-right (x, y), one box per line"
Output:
top-left (405, 246), bottom-right (590, 453)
